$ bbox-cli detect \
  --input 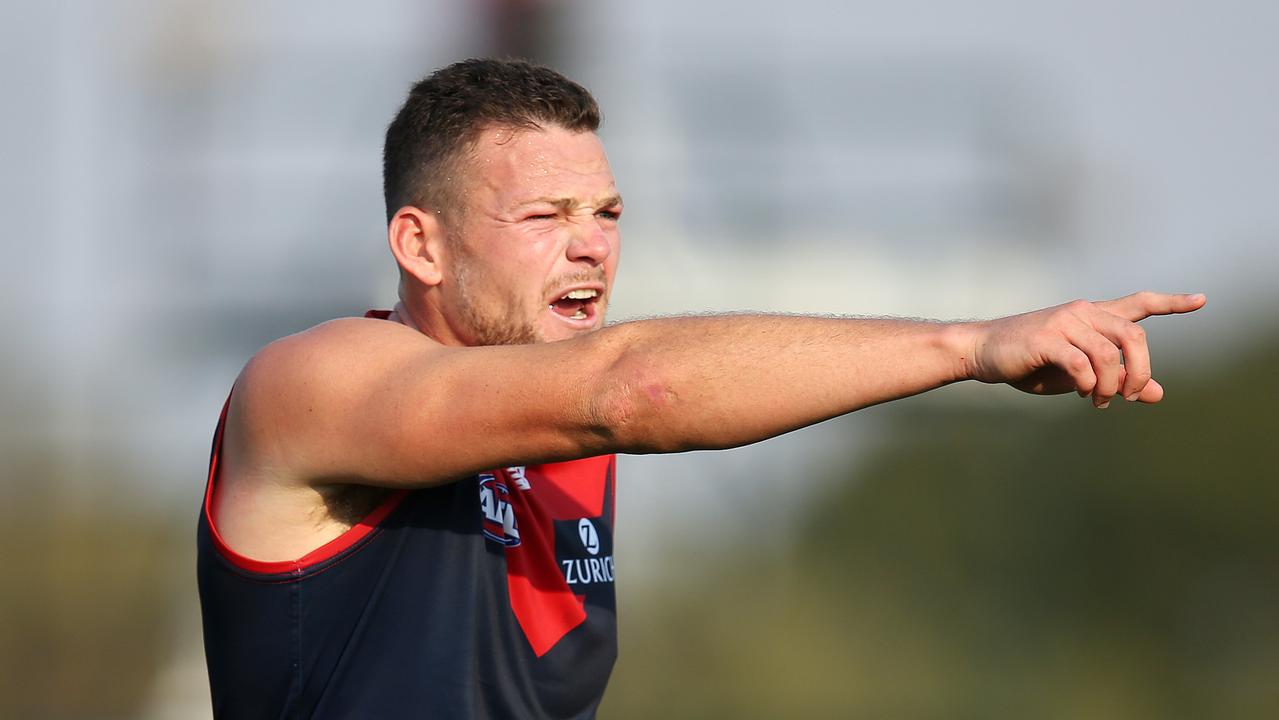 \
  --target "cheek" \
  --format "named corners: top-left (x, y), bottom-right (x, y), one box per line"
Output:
top-left (607, 230), bottom-right (622, 262)
top-left (604, 244), bottom-right (622, 279)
